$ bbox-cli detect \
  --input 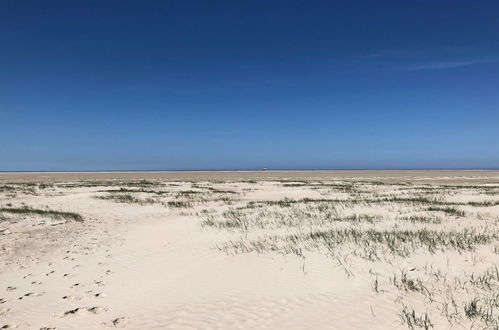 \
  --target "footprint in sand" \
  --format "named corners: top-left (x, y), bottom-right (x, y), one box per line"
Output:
top-left (93, 292), bottom-right (107, 298)
top-left (18, 292), bottom-right (34, 300)
top-left (45, 270), bottom-right (55, 276)
top-left (0, 298), bottom-right (6, 304)
top-left (105, 317), bottom-right (129, 328)
top-left (6, 287), bottom-right (15, 292)
top-left (94, 281), bottom-right (105, 287)
top-left (82, 290), bottom-right (107, 298)
top-left (0, 307), bottom-right (10, 317)
top-left (70, 283), bottom-right (81, 289)
top-left (39, 327), bottom-right (57, 330)
top-left (61, 306), bottom-right (108, 317)
top-left (31, 281), bottom-right (42, 286)
top-left (18, 292), bottom-right (45, 300)
top-left (62, 295), bottom-right (80, 301)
